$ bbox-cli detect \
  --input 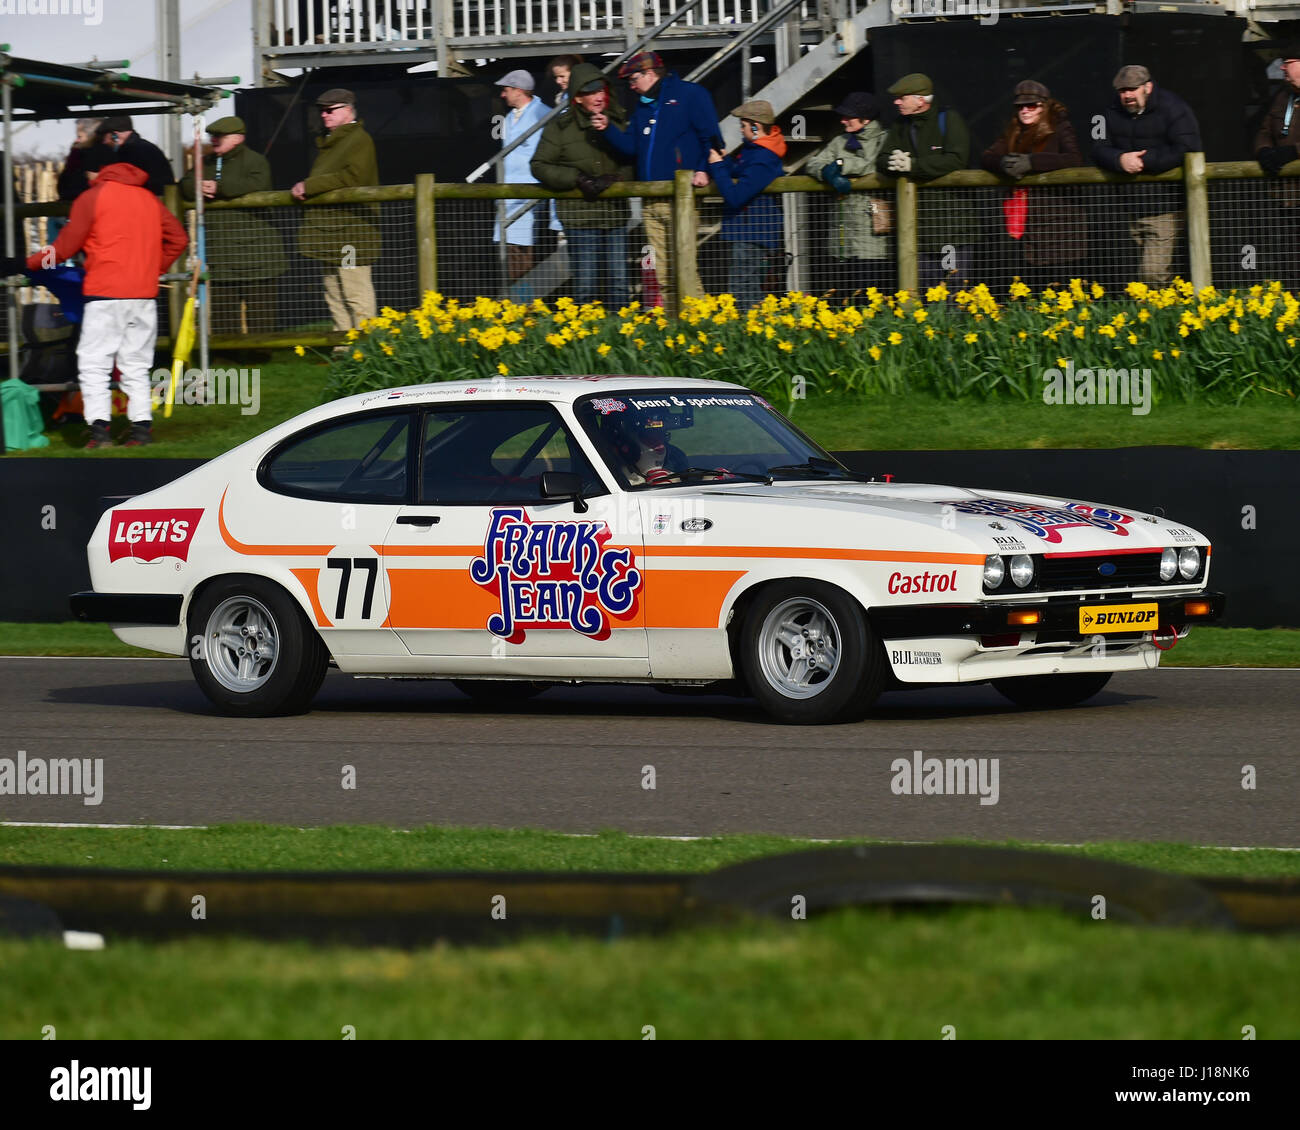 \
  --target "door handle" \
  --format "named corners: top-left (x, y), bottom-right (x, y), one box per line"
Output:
top-left (396, 515), bottom-right (440, 526)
